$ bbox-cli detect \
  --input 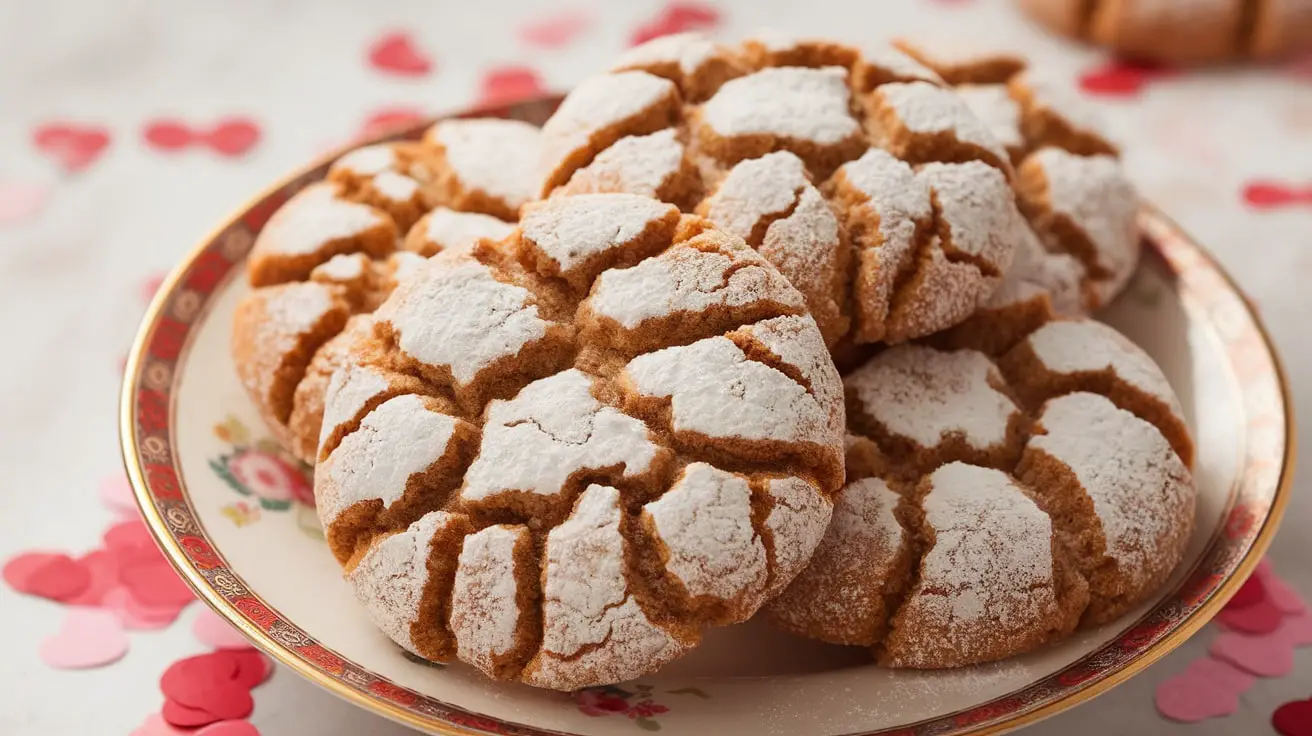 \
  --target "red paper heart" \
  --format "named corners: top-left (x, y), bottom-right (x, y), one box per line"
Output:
top-left (105, 586), bottom-right (187, 629)
top-left (119, 557), bottom-right (194, 608)
top-left (162, 657), bottom-right (253, 718)
top-left (518, 10), bottom-right (593, 48)
top-left (477, 65), bottom-right (545, 107)
top-left (32, 122), bottom-right (111, 173)
top-left (1218, 597), bottom-right (1285, 634)
top-left (1243, 182), bottom-right (1312, 209)
top-left (204, 120), bottom-right (261, 156)
top-left (143, 118), bottom-right (261, 157)
top-left (1226, 574), bottom-right (1267, 609)
top-left (629, 3), bottom-right (722, 46)
top-left (3, 552), bottom-right (91, 602)
top-left (103, 518), bottom-right (156, 555)
top-left (162, 699), bottom-right (223, 729)
top-left (193, 608), bottom-right (255, 651)
top-left (358, 107), bottom-right (426, 140)
top-left (367, 32), bottom-right (432, 76)
top-left (196, 721), bottom-right (260, 736)
top-left (1274, 698), bottom-right (1312, 736)
top-left (63, 550), bottom-right (121, 607)
top-left (1078, 60), bottom-right (1174, 97)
